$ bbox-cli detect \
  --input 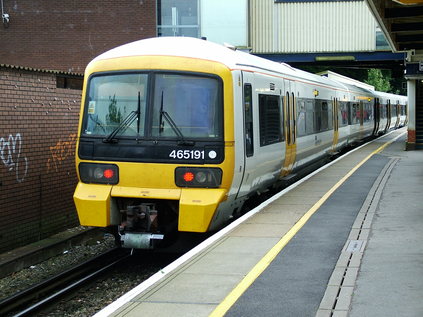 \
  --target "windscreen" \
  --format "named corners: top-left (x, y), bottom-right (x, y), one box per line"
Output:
top-left (82, 72), bottom-right (222, 140)
top-left (83, 74), bottom-right (148, 137)
top-left (151, 74), bottom-right (221, 139)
